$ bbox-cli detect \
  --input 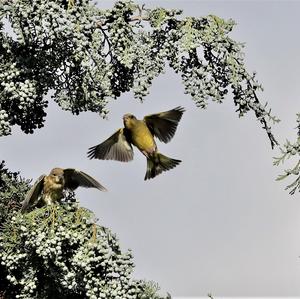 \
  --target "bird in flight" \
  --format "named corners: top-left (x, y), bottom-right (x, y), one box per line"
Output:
top-left (88, 106), bottom-right (185, 180)
top-left (21, 168), bottom-right (107, 213)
